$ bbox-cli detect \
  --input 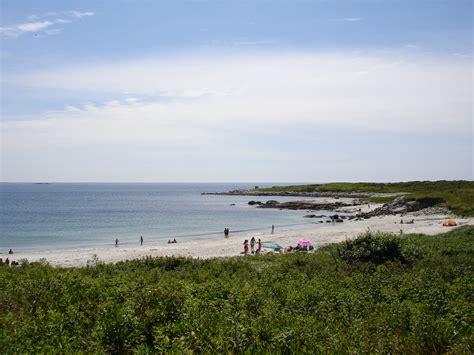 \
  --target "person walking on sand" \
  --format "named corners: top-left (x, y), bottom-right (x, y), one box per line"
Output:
top-left (250, 237), bottom-right (256, 254)
top-left (140, 236), bottom-right (143, 245)
top-left (271, 224), bottom-right (274, 234)
top-left (243, 240), bottom-right (249, 256)
top-left (115, 238), bottom-right (119, 247)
